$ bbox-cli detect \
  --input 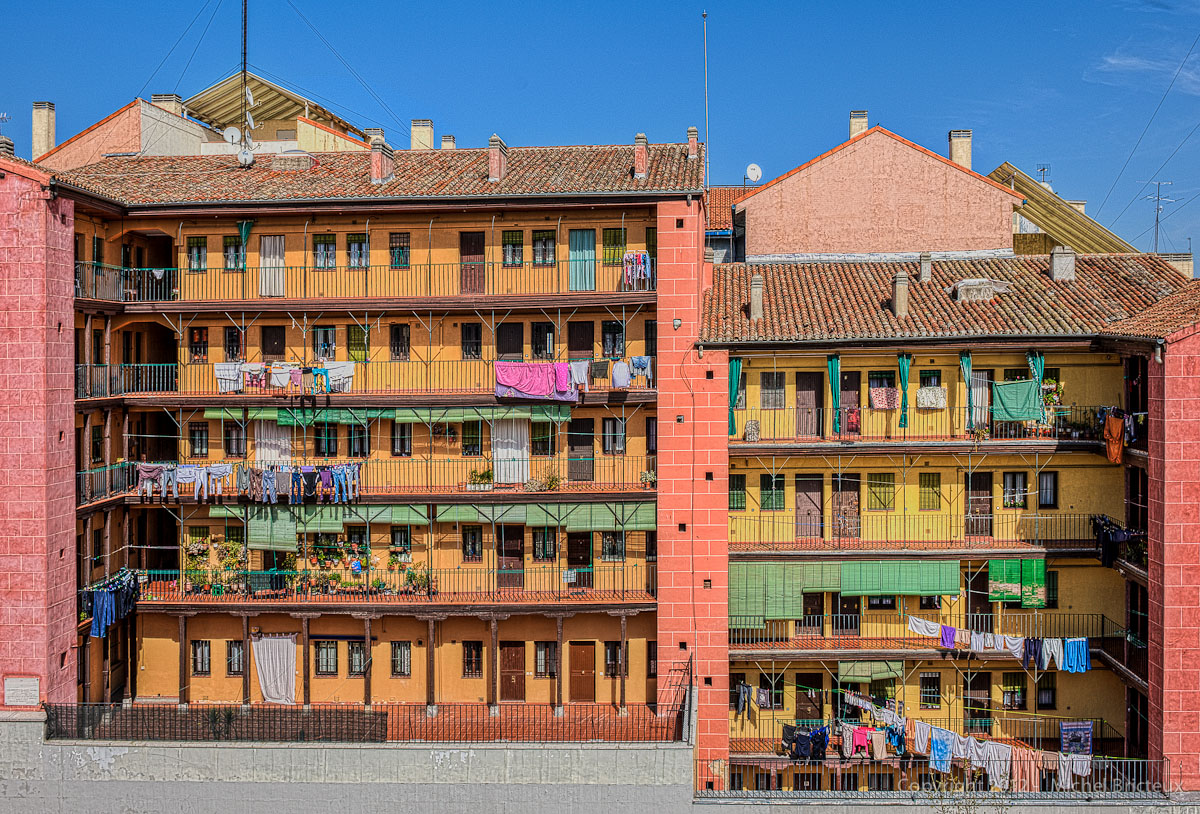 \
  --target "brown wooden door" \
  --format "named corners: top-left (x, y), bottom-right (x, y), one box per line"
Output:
top-left (832, 474), bottom-right (860, 538)
top-left (567, 321), bottom-right (594, 359)
top-left (567, 532), bottom-right (593, 588)
top-left (569, 642), bottom-right (596, 702)
top-left (567, 418), bottom-right (594, 482)
top-left (500, 641), bottom-right (525, 702)
top-left (497, 525), bottom-right (524, 589)
top-left (795, 475), bottom-right (823, 541)
top-left (840, 371), bottom-right (861, 437)
top-left (965, 471), bottom-right (993, 537)
top-left (459, 231), bottom-right (485, 294)
top-left (794, 672), bottom-right (824, 721)
top-left (795, 372), bottom-right (823, 439)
